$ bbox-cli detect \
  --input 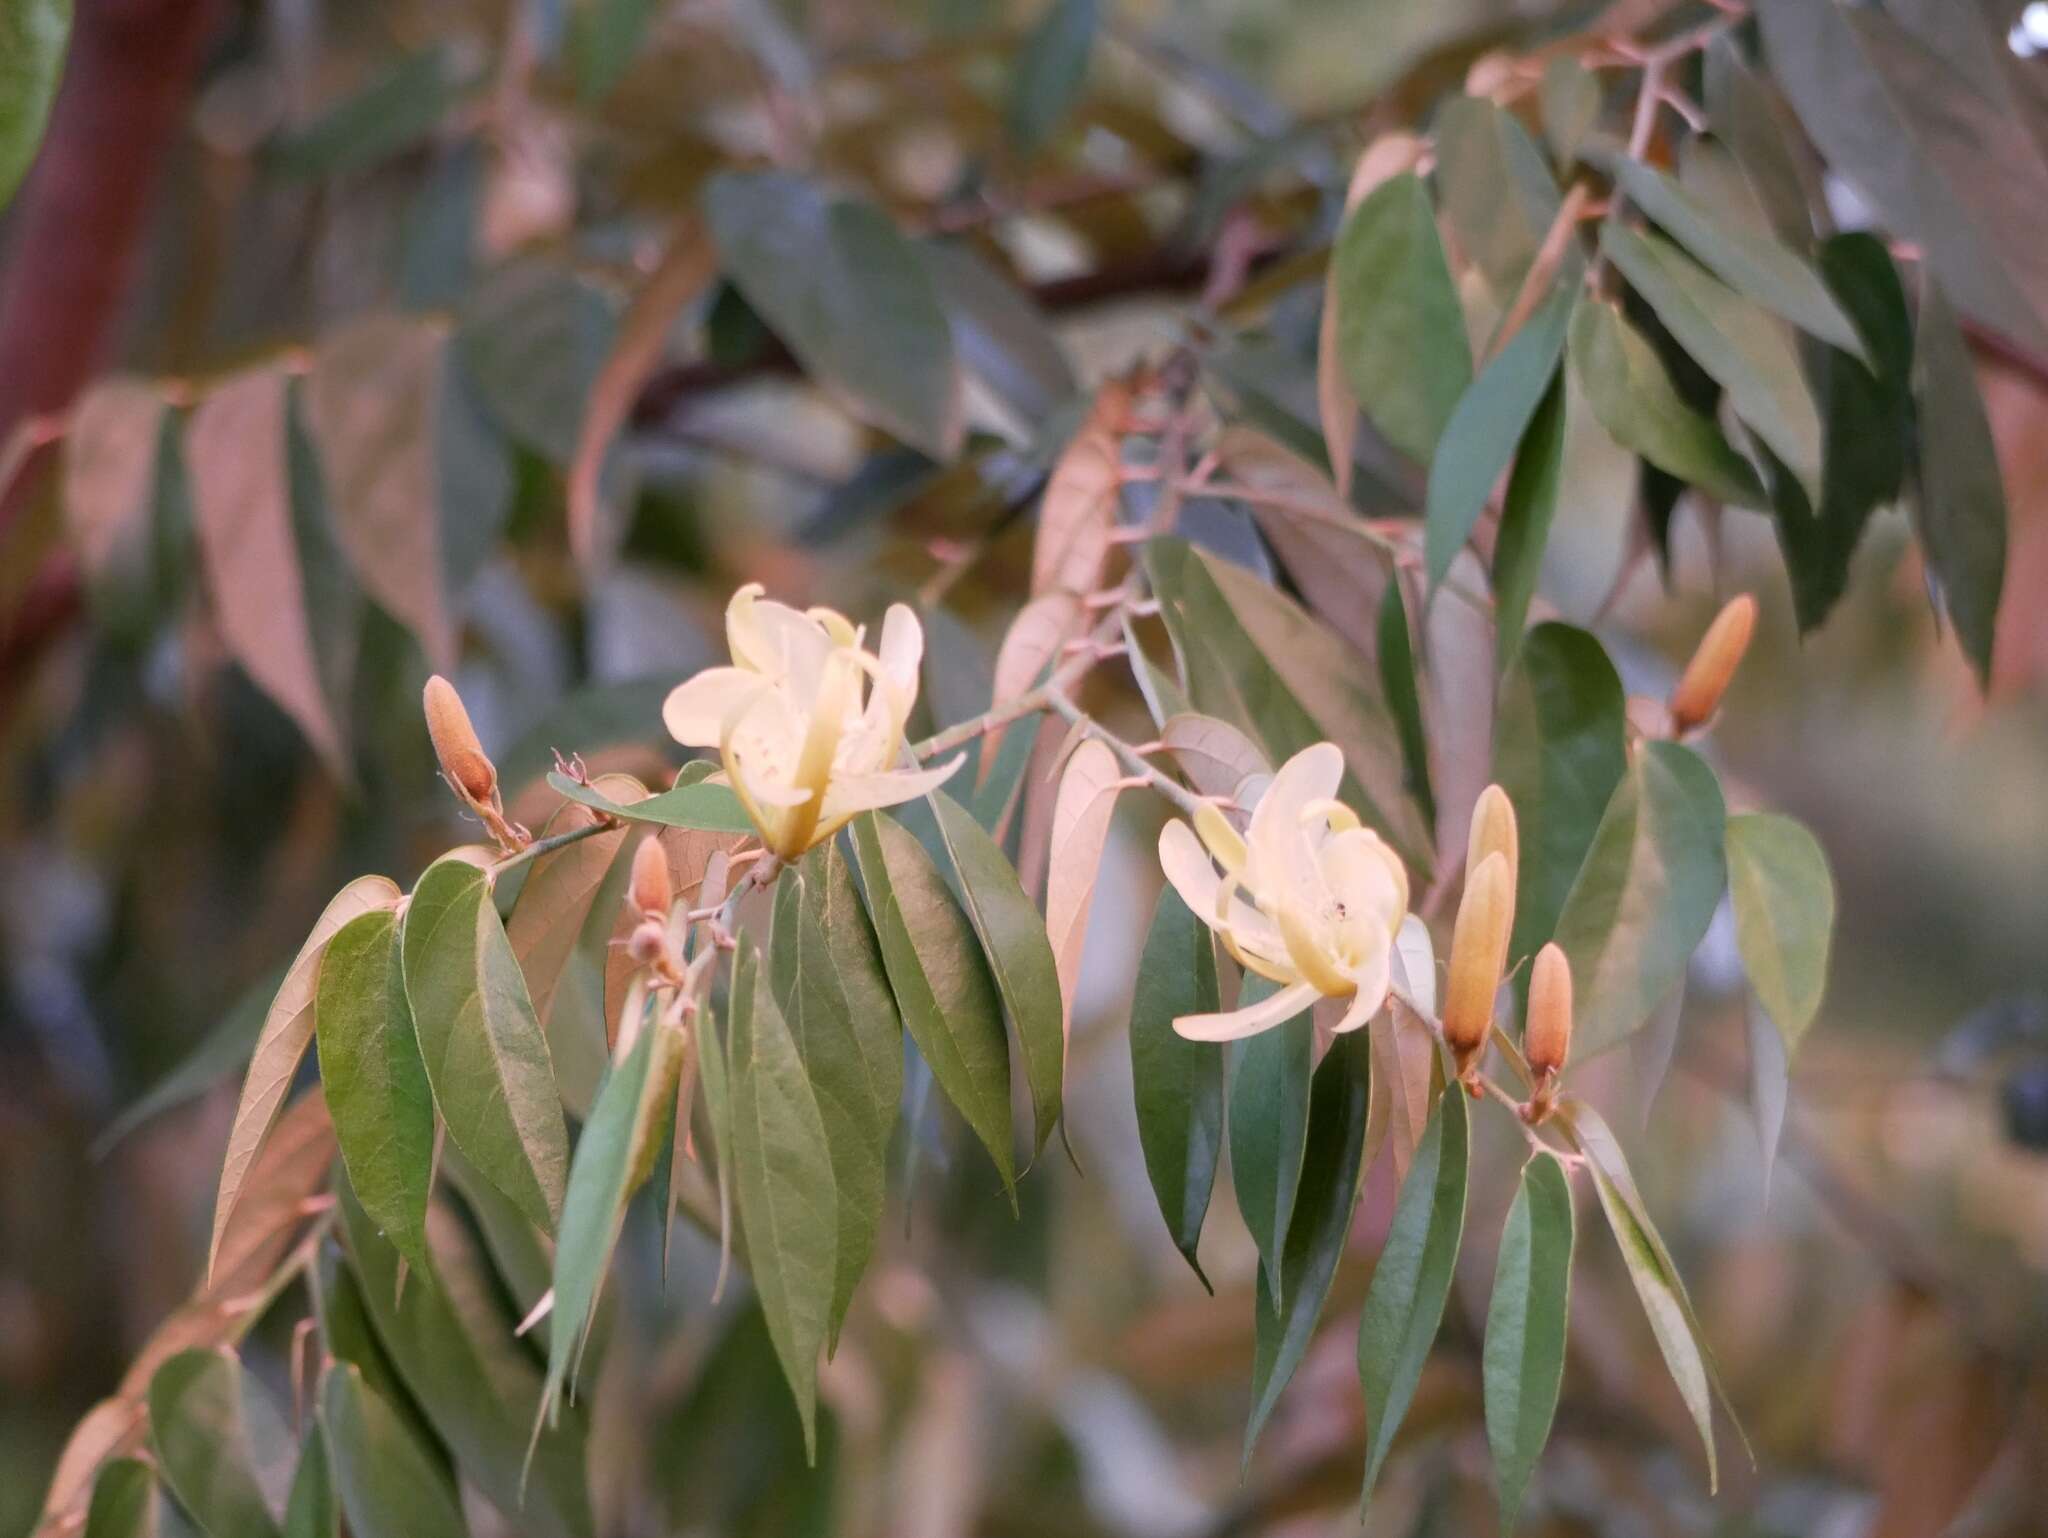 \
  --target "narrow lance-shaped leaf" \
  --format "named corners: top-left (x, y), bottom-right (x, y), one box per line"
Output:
top-left (1553, 741), bottom-right (1727, 1057)
top-left (1492, 379), bottom-right (1567, 672)
top-left (319, 1366), bottom-right (469, 1538)
top-left (148, 1348), bottom-right (289, 1538)
top-left (1434, 96), bottom-right (1562, 293)
top-left (210, 875), bottom-right (400, 1279)
top-left (1229, 978), bottom-right (1314, 1304)
top-left (281, 1428), bottom-right (336, 1538)
top-left (1725, 813), bottom-right (1834, 1050)
top-left (929, 792), bottom-right (1064, 1156)
top-left (316, 908), bottom-right (435, 1276)
top-left (81, 1458), bottom-right (172, 1538)
top-left (1005, 0), bottom-right (1098, 155)
top-left (548, 771), bottom-right (754, 833)
top-left (725, 942), bottom-right (838, 1460)
top-left (1484, 1151), bottom-right (1575, 1534)
top-left (1358, 1086), bottom-right (1469, 1513)
top-left (401, 855), bottom-right (569, 1232)
top-left (851, 812), bottom-right (1016, 1196)
top-left (1046, 739), bottom-right (1121, 1065)
top-left (1245, 1032), bottom-right (1371, 1464)
top-left (1128, 885), bottom-right (1224, 1289)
